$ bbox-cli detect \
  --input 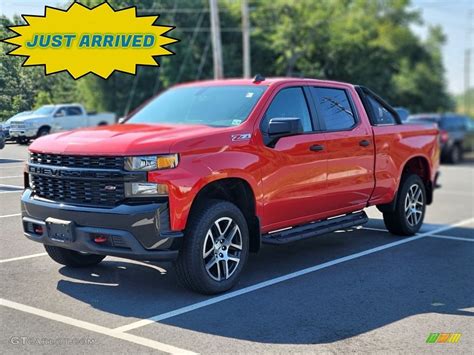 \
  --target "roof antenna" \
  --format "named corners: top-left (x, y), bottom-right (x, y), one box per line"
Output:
top-left (253, 74), bottom-right (265, 83)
